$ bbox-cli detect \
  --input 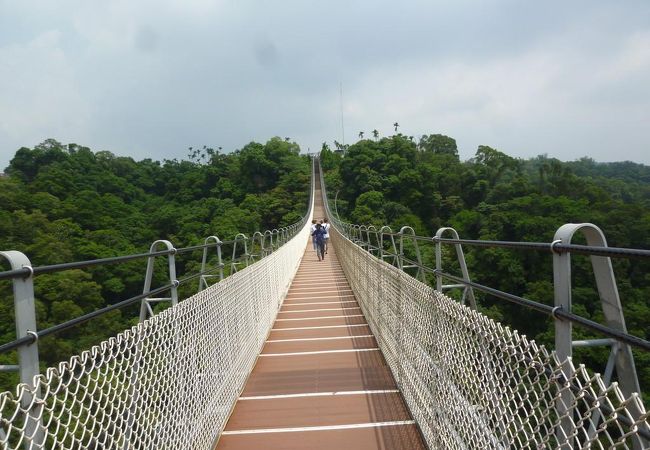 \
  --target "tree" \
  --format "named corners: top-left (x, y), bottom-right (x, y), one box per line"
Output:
top-left (419, 134), bottom-right (458, 158)
top-left (393, 122), bottom-right (400, 133)
top-left (358, 131), bottom-right (364, 139)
